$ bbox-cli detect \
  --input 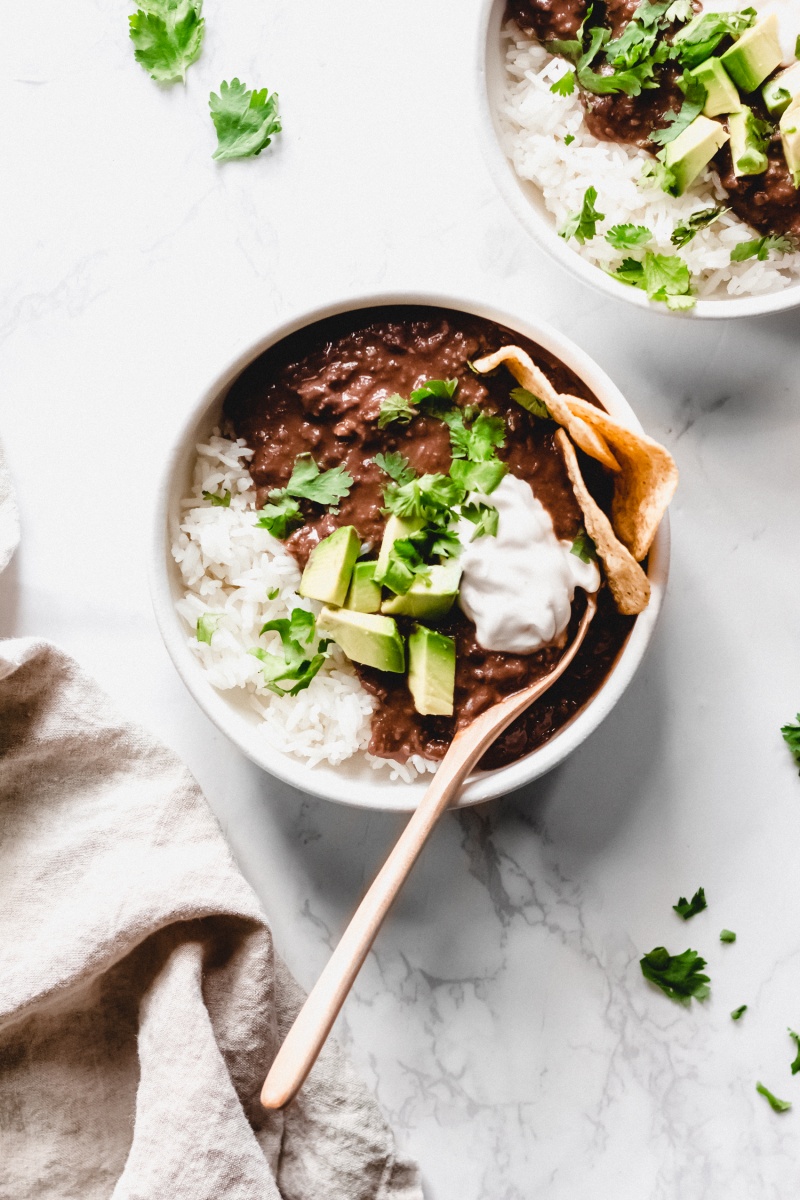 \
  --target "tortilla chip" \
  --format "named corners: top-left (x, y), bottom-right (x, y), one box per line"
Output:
top-left (556, 430), bottom-right (651, 616)
top-left (472, 346), bottom-right (621, 473)
top-left (564, 396), bottom-right (678, 562)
